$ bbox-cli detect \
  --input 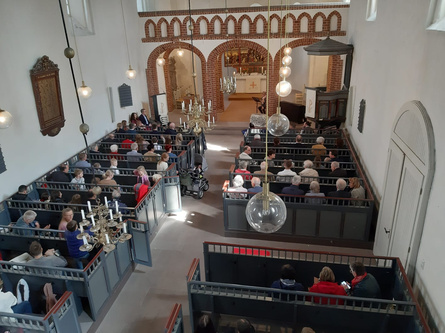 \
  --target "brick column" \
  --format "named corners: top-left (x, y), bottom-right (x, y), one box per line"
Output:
top-left (326, 55), bottom-right (343, 92)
